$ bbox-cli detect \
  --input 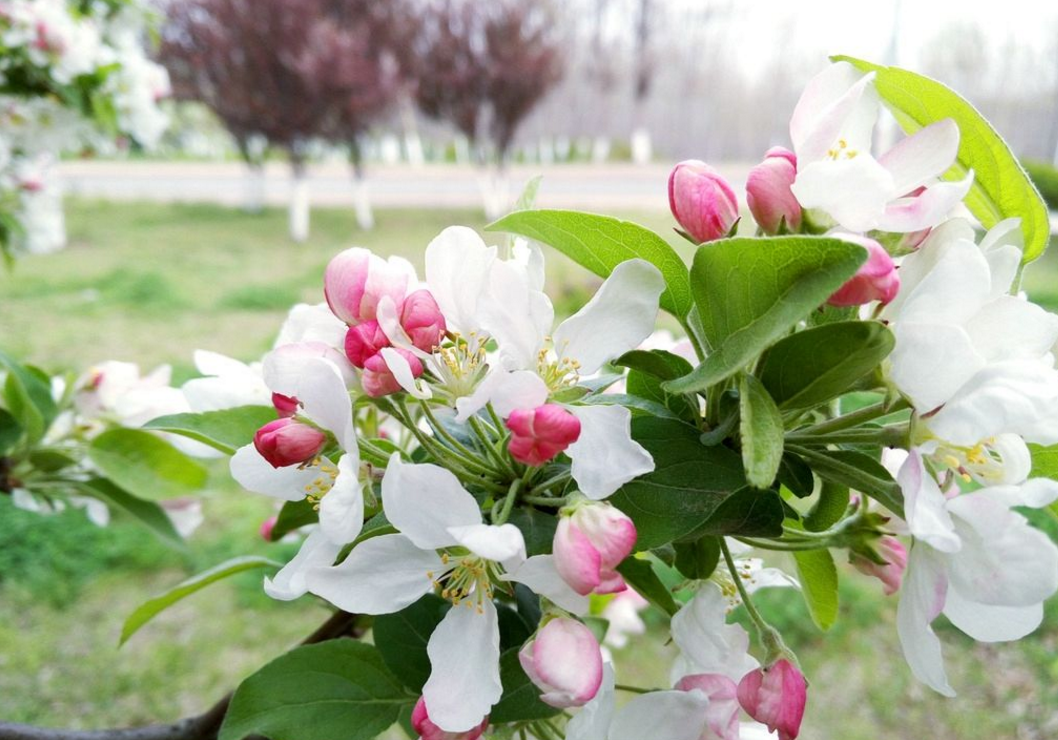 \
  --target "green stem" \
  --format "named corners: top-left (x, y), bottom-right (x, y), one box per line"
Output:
top-left (735, 537), bottom-right (831, 552)
top-left (795, 398), bottom-right (908, 437)
top-left (397, 399), bottom-right (497, 478)
top-left (529, 470), bottom-right (572, 496)
top-left (785, 424), bottom-right (907, 448)
top-left (720, 539), bottom-right (791, 662)
top-left (418, 400), bottom-right (499, 475)
top-left (469, 415), bottom-right (517, 477)
top-left (492, 478), bottom-right (522, 525)
top-left (521, 494), bottom-right (567, 508)
top-left (615, 683), bottom-right (655, 694)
